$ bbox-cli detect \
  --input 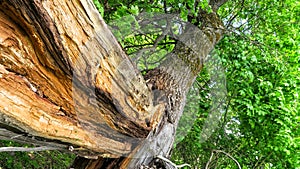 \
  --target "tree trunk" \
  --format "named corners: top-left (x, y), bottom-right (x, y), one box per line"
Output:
top-left (0, 0), bottom-right (225, 168)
